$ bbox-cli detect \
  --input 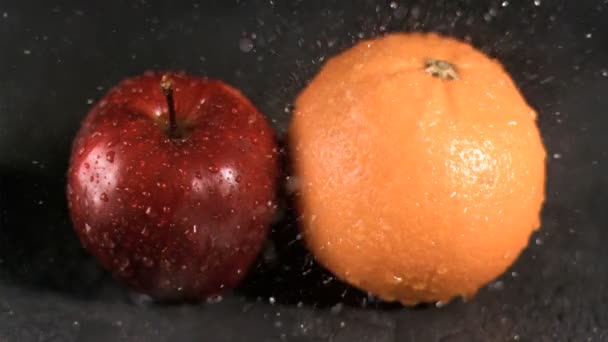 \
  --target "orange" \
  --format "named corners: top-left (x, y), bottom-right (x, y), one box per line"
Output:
top-left (289, 33), bottom-right (546, 305)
